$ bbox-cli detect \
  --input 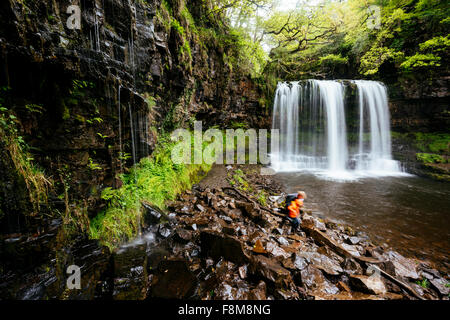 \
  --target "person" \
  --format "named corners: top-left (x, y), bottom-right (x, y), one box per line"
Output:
top-left (285, 191), bottom-right (306, 231)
